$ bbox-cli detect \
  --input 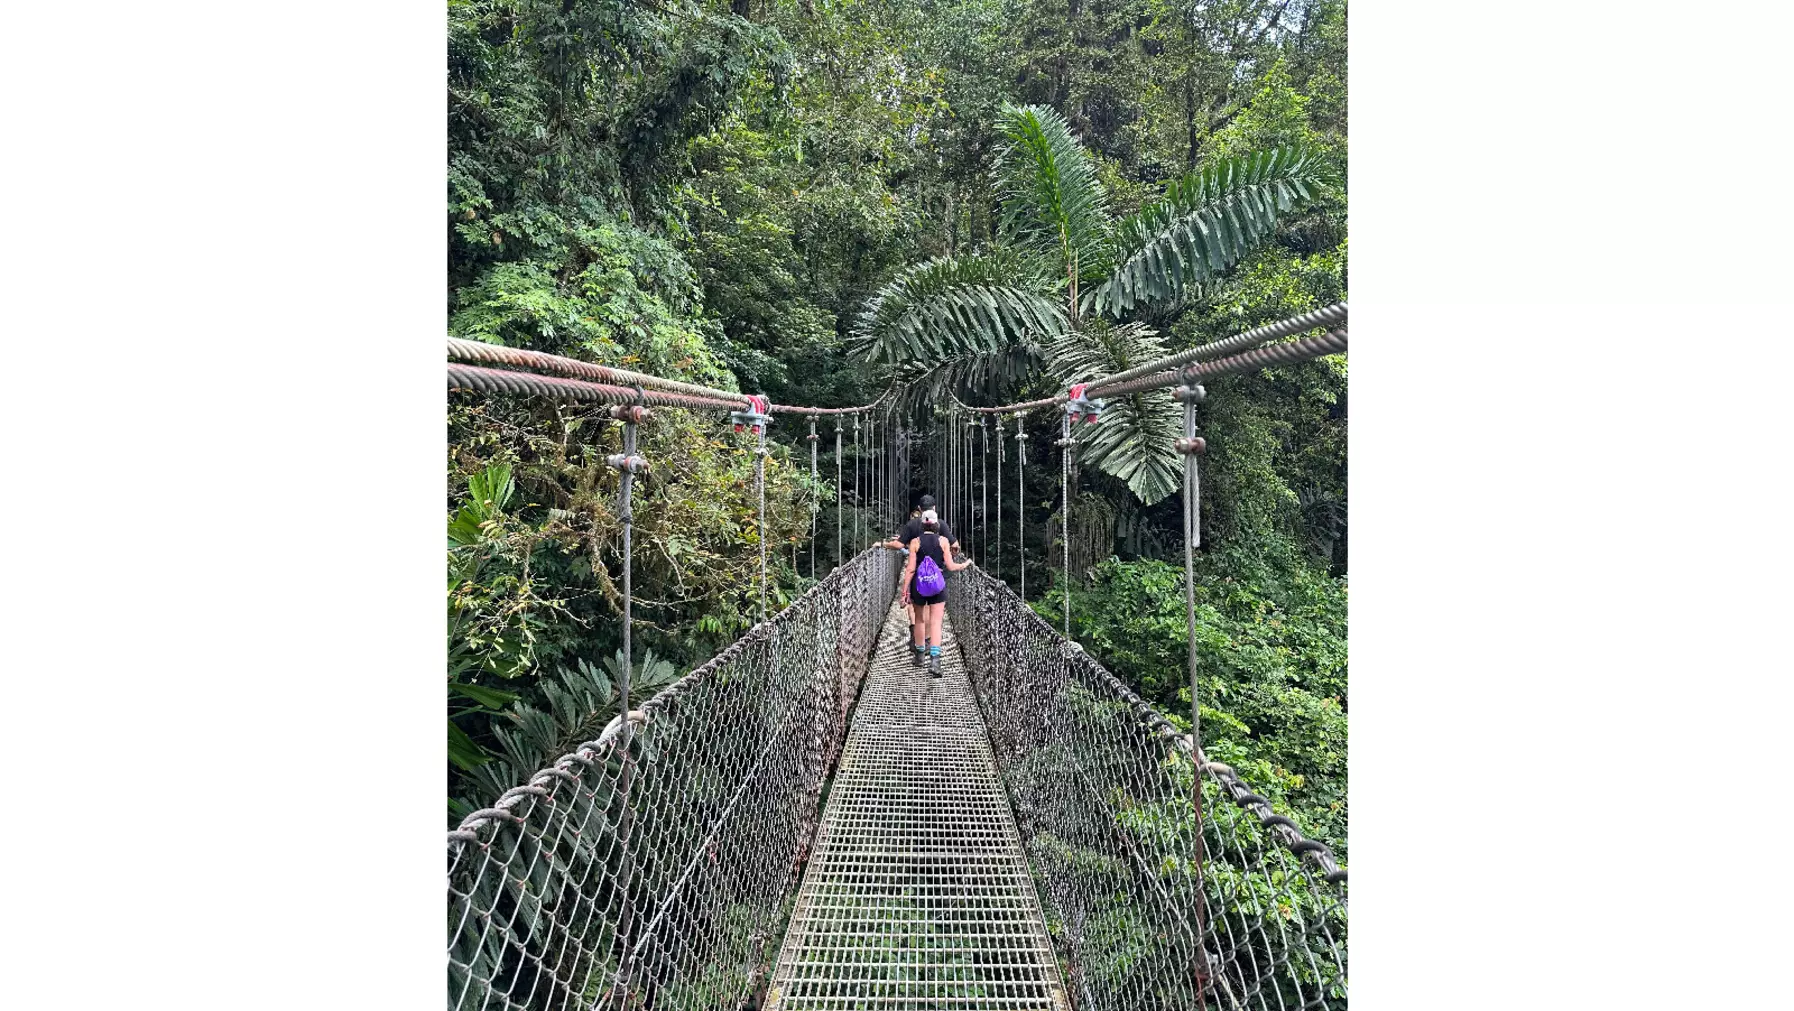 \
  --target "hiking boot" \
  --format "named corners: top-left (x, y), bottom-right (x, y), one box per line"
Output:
top-left (928, 651), bottom-right (942, 678)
